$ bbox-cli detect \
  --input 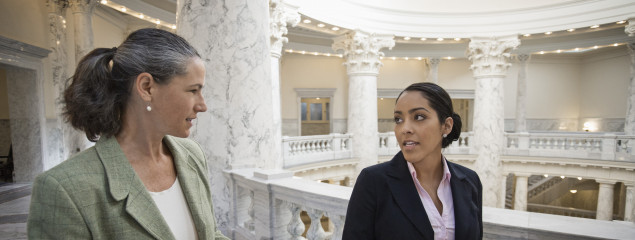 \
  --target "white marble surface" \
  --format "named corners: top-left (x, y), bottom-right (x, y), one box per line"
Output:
top-left (483, 206), bottom-right (635, 239)
top-left (6, 68), bottom-right (44, 182)
top-left (625, 43), bottom-right (635, 135)
top-left (427, 58), bottom-right (440, 83)
top-left (515, 54), bottom-right (529, 132)
top-left (625, 184), bottom-right (634, 222)
top-left (596, 180), bottom-right (615, 220)
top-left (347, 75), bottom-right (379, 173)
top-left (177, 0), bottom-right (275, 234)
top-left (513, 174), bottom-right (529, 211)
